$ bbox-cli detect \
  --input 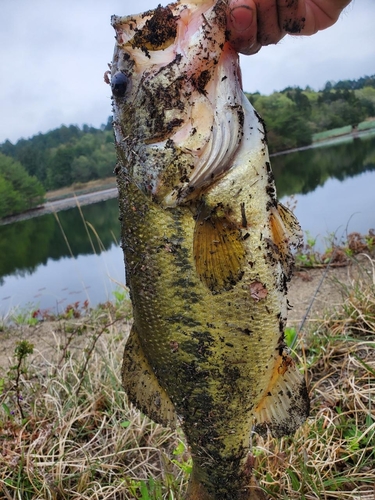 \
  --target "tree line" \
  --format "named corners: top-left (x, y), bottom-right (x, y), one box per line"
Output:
top-left (246, 74), bottom-right (375, 153)
top-left (0, 76), bottom-right (374, 218)
top-left (0, 119), bottom-right (115, 219)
